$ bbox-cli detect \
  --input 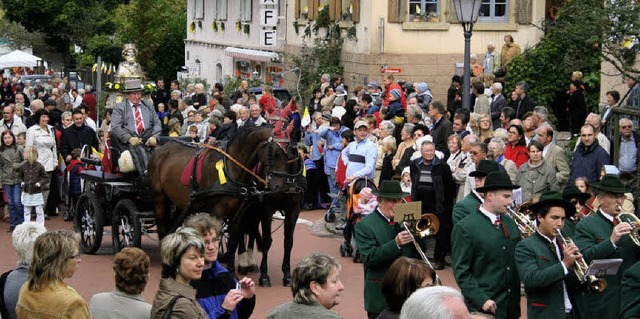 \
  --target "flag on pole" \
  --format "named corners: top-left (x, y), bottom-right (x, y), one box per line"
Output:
top-left (301, 106), bottom-right (311, 127)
